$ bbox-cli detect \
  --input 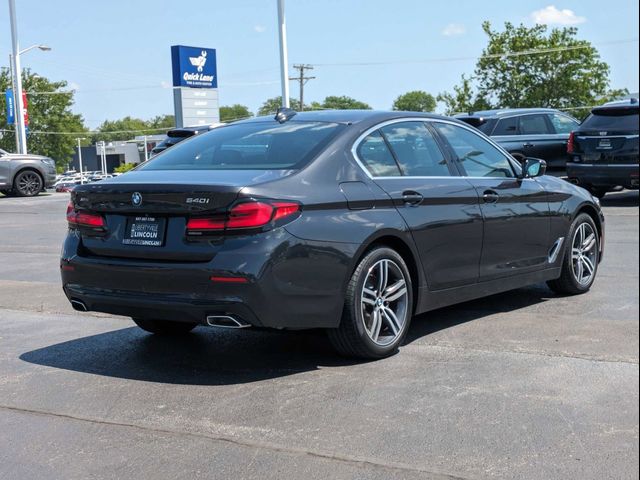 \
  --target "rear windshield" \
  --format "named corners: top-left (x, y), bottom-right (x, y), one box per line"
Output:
top-left (140, 121), bottom-right (344, 171)
top-left (582, 111), bottom-right (639, 131)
